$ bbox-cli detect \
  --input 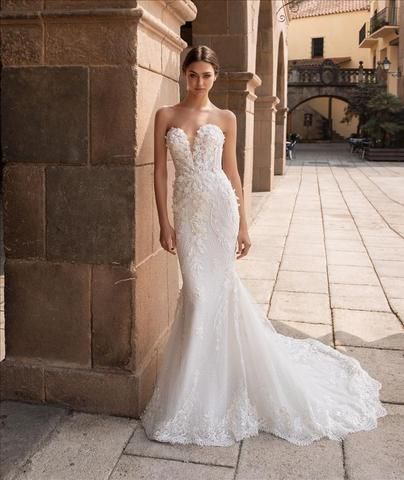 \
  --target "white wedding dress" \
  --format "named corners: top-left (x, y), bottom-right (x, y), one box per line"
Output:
top-left (140, 123), bottom-right (387, 447)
